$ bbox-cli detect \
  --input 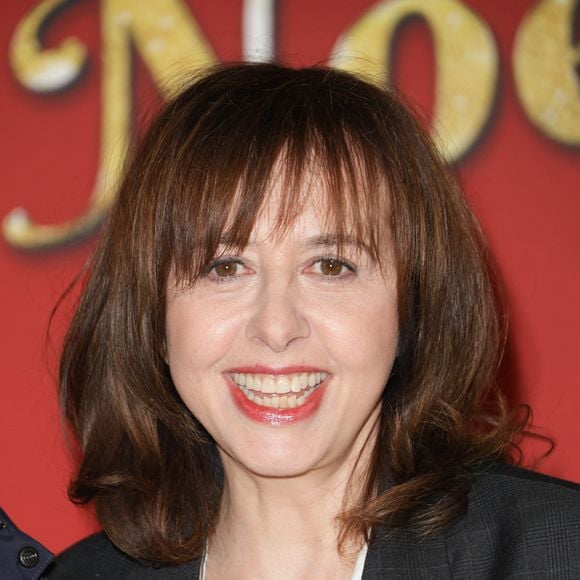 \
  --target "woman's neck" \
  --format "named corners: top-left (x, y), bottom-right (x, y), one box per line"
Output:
top-left (206, 445), bottom-right (372, 580)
